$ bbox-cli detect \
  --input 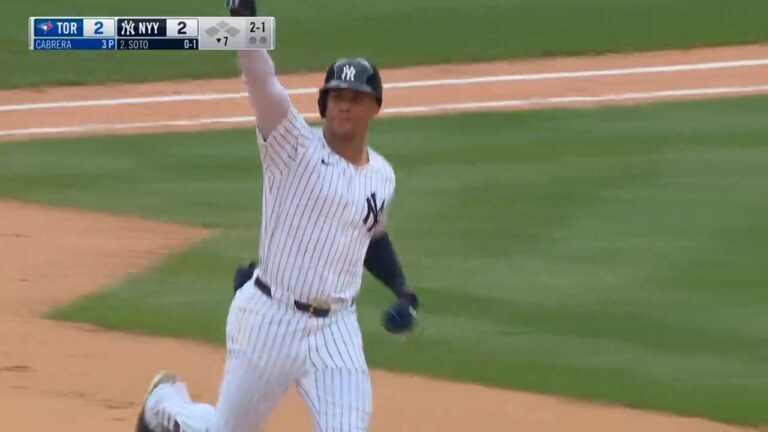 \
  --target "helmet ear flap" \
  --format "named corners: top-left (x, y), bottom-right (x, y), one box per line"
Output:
top-left (318, 90), bottom-right (328, 118)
